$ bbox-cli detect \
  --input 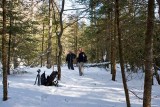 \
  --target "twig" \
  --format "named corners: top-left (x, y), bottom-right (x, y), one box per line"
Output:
top-left (129, 89), bottom-right (143, 100)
